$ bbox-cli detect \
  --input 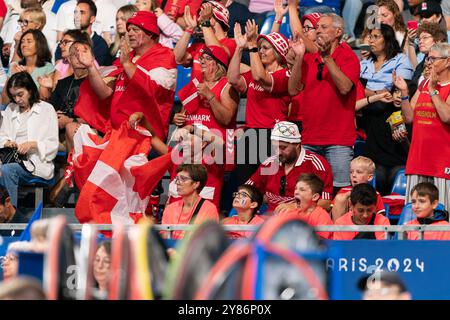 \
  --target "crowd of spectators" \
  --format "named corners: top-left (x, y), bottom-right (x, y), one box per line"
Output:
top-left (0, 0), bottom-right (447, 244)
